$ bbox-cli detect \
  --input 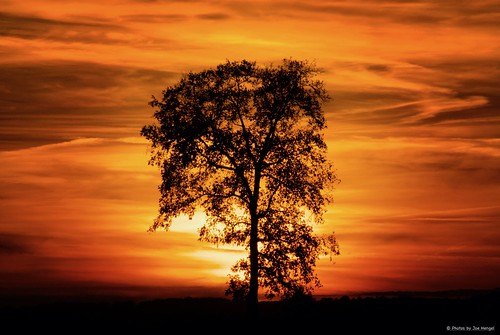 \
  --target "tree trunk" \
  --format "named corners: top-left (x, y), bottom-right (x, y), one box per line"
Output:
top-left (247, 165), bottom-right (262, 321)
top-left (247, 207), bottom-right (259, 320)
